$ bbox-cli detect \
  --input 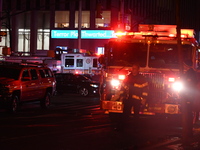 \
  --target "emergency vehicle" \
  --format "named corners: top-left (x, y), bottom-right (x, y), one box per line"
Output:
top-left (46, 52), bottom-right (100, 75)
top-left (1, 49), bottom-right (100, 76)
top-left (99, 24), bottom-right (200, 115)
